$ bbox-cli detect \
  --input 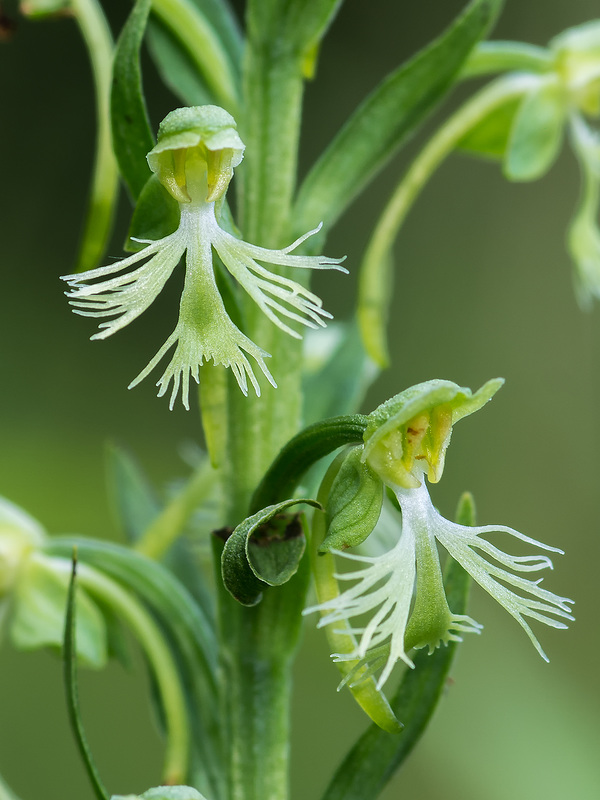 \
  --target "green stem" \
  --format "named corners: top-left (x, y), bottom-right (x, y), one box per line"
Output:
top-left (151, 0), bottom-right (240, 114)
top-left (358, 71), bottom-right (543, 366)
top-left (462, 40), bottom-right (554, 79)
top-left (218, 13), bottom-right (309, 800)
top-left (71, 0), bottom-right (118, 271)
top-left (52, 557), bottom-right (189, 785)
top-left (135, 457), bottom-right (217, 559)
top-left (213, 537), bottom-right (309, 800)
top-left (227, 10), bottom-right (307, 522)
